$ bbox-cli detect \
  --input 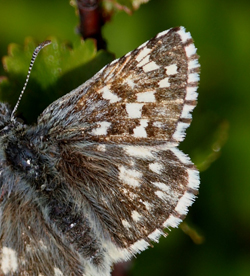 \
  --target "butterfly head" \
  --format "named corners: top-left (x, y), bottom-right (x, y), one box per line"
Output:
top-left (0, 103), bottom-right (13, 134)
